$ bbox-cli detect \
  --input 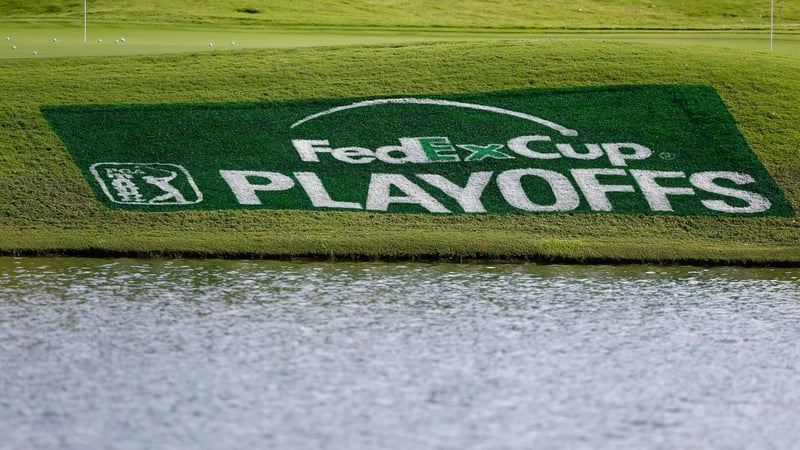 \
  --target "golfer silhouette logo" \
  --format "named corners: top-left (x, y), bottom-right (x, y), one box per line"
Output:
top-left (90, 163), bottom-right (203, 205)
top-left (141, 168), bottom-right (187, 204)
